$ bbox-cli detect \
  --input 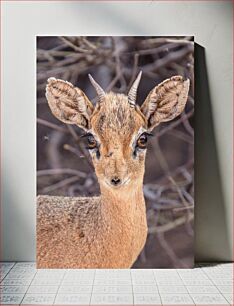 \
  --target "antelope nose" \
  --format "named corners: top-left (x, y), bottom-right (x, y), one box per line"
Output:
top-left (111, 177), bottom-right (121, 186)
